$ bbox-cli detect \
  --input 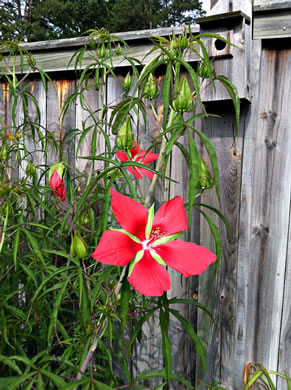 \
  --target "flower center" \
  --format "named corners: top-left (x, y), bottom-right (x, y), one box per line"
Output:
top-left (142, 239), bottom-right (151, 250)
top-left (149, 227), bottom-right (164, 241)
